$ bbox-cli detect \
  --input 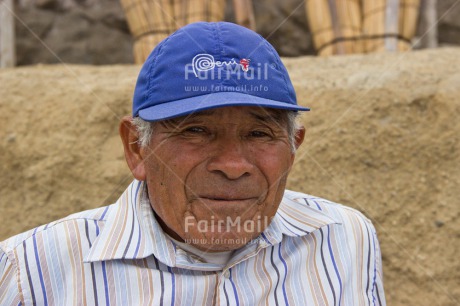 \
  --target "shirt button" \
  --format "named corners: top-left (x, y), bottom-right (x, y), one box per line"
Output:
top-left (223, 270), bottom-right (230, 278)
